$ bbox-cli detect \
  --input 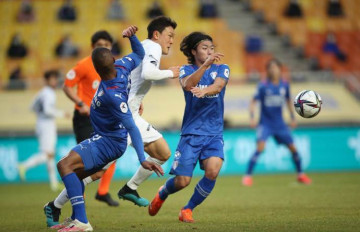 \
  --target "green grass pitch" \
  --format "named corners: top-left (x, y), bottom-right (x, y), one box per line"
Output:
top-left (0, 172), bottom-right (359, 232)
